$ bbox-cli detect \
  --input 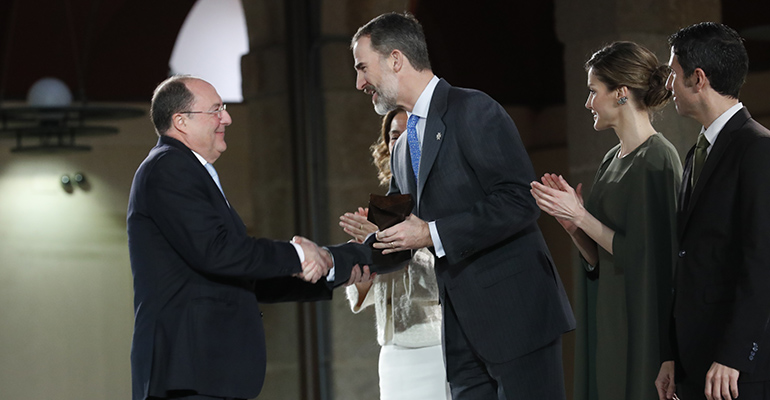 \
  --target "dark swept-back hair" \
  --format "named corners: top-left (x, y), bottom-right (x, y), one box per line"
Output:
top-left (585, 41), bottom-right (672, 113)
top-left (351, 12), bottom-right (431, 71)
top-left (150, 75), bottom-right (196, 136)
top-left (668, 22), bottom-right (748, 99)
